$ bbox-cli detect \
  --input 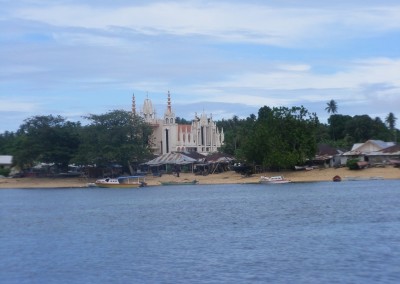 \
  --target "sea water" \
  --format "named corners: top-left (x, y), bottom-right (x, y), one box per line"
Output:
top-left (1, 180), bottom-right (400, 283)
